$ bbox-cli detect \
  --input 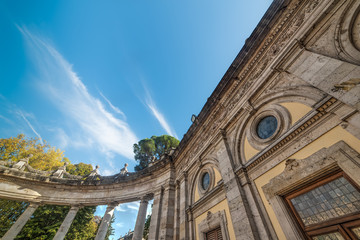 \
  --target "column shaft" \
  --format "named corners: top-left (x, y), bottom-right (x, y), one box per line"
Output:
top-left (2, 203), bottom-right (39, 240)
top-left (132, 199), bottom-right (149, 240)
top-left (173, 182), bottom-right (180, 240)
top-left (179, 174), bottom-right (189, 240)
top-left (95, 204), bottom-right (116, 240)
top-left (148, 188), bottom-right (163, 240)
top-left (53, 206), bottom-right (80, 240)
